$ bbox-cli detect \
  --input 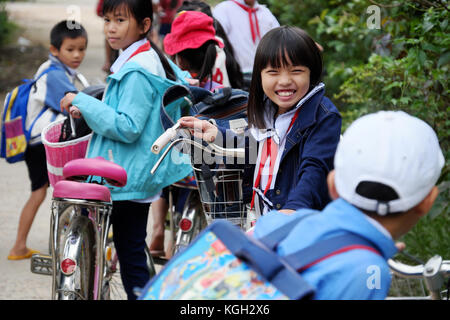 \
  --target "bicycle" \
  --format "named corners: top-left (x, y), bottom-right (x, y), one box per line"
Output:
top-left (31, 156), bottom-right (156, 300)
top-left (387, 253), bottom-right (449, 300)
top-left (150, 121), bottom-right (252, 256)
